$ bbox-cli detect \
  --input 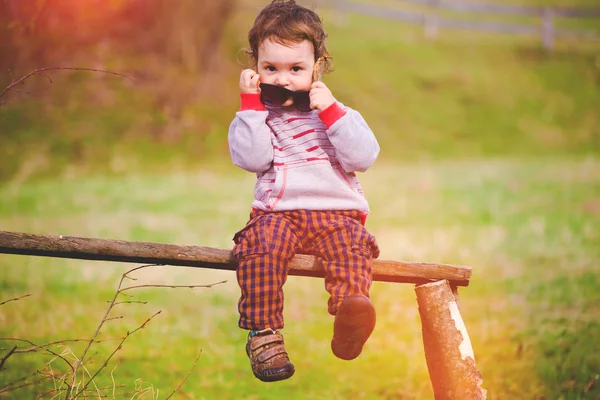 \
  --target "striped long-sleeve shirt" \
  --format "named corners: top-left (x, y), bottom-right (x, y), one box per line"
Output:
top-left (228, 93), bottom-right (380, 214)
